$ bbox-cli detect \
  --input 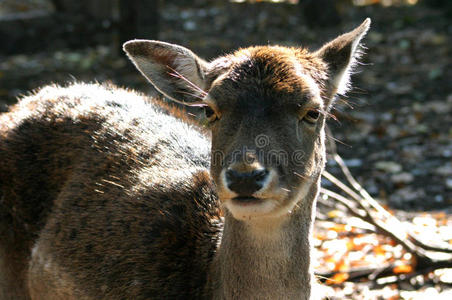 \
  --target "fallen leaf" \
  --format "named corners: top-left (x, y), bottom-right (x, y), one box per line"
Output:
top-left (326, 272), bottom-right (349, 285)
top-left (393, 264), bottom-right (413, 274)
